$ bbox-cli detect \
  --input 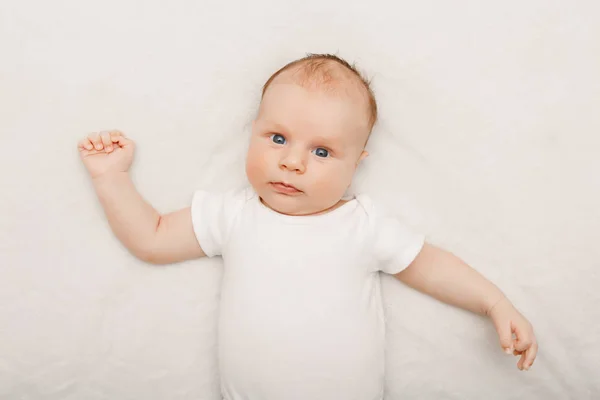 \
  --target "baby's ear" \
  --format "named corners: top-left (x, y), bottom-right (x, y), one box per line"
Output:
top-left (357, 150), bottom-right (369, 165)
